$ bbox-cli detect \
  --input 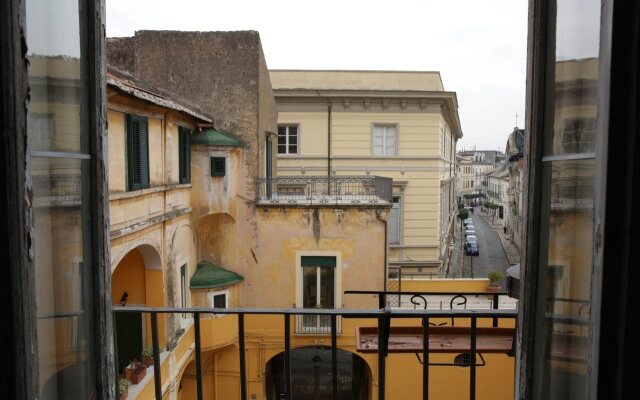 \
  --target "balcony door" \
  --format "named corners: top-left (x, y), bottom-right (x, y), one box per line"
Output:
top-left (300, 256), bottom-right (336, 332)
